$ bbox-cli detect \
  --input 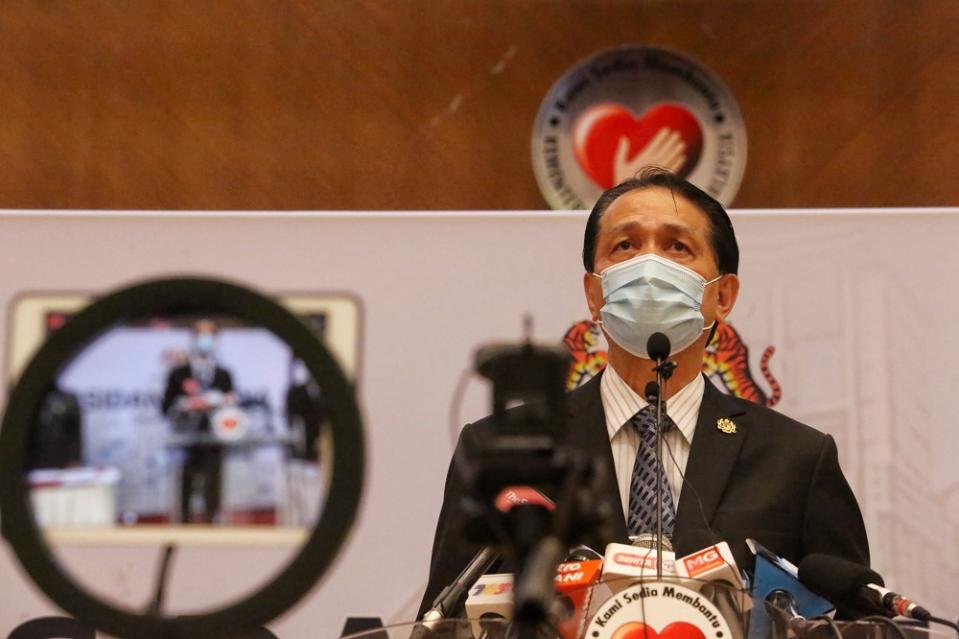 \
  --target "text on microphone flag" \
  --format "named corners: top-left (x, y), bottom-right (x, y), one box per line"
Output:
top-left (494, 485), bottom-right (556, 512)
